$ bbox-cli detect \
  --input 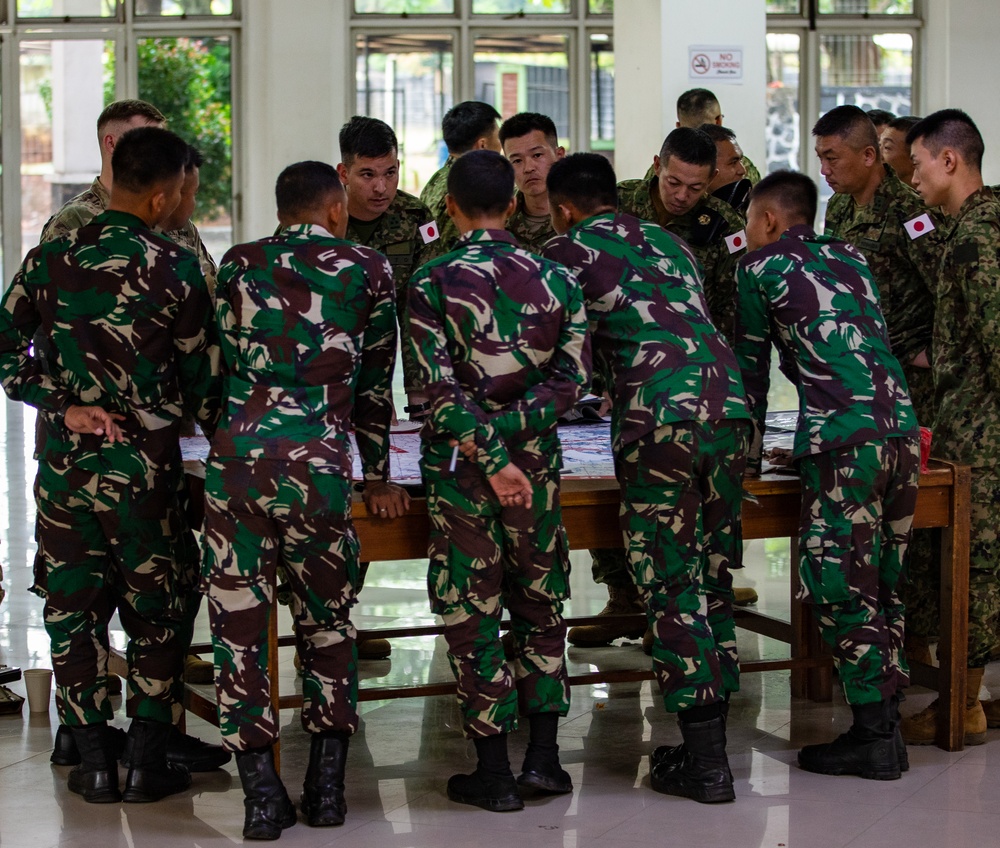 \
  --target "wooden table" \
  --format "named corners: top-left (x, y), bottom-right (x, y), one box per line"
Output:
top-left (185, 459), bottom-right (971, 753)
